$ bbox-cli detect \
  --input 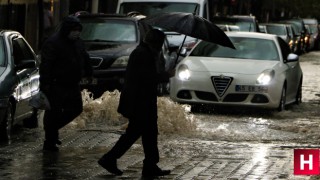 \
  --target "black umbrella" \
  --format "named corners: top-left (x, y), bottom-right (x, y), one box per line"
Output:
top-left (141, 12), bottom-right (236, 50)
